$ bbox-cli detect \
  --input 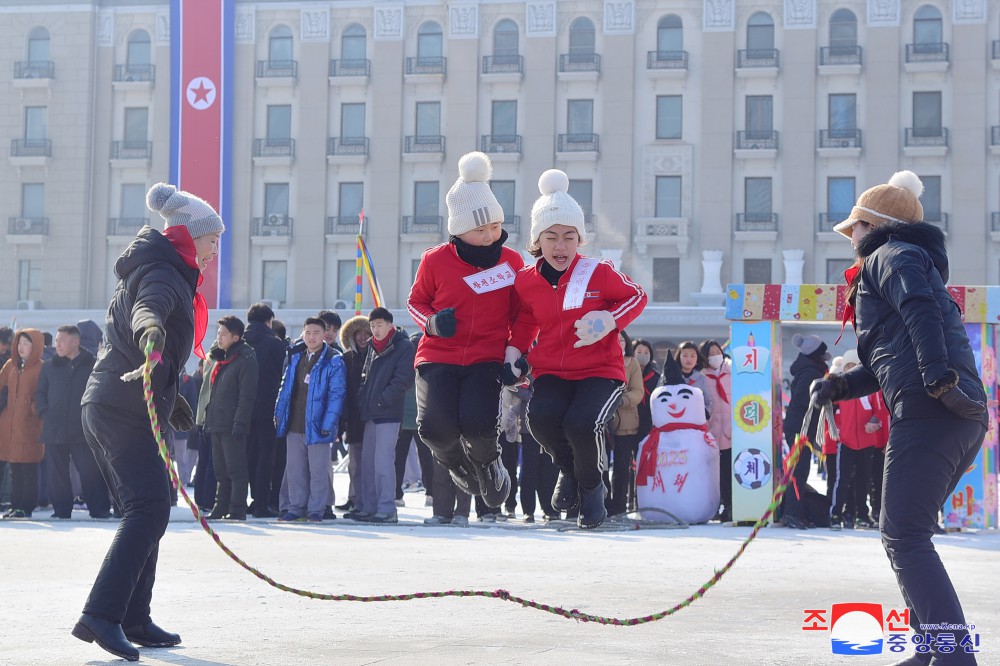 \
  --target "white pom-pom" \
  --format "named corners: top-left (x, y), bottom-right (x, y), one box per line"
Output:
top-left (146, 183), bottom-right (176, 212)
top-left (791, 333), bottom-right (804, 349)
top-left (538, 169), bottom-right (569, 195)
top-left (458, 151), bottom-right (492, 182)
top-left (888, 170), bottom-right (923, 198)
